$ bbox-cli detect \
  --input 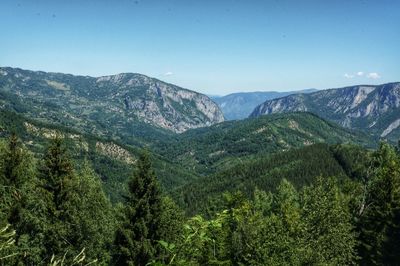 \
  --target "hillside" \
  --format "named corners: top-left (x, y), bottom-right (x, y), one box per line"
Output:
top-left (154, 112), bottom-right (373, 175)
top-left (250, 82), bottom-right (400, 141)
top-left (0, 110), bottom-right (199, 202)
top-left (0, 67), bottom-right (224, 136)
top-left (173, 143), bottom-right (370, 215)
top-left (213, 89), bottom-right (316, 120)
